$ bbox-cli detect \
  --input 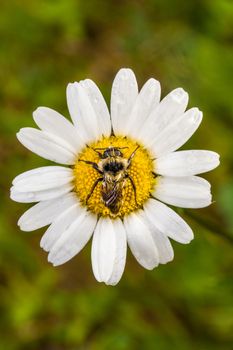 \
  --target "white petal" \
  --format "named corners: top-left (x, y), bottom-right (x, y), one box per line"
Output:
top-left (150, 108), bottom-right (203, 158)
top-left (124, 78), bottom-right (161, 138)
top-left (40, 203), bottom-right (83, 252)
top-left (13, 166), bottom-right (74, 192)
top-left (91, 217), bottom-right (127, 286)
top-left (10, 183), bottom-right (73, 203)
top-left (124, 211), bottom-right (159, 269)
top-left (155, 150), bottom-right (220, 176)
top-left (33, 107), bottom-right (83, 153)
top-left (144, 198), bottom-right (194, 244)
top-left (138, 88), bottom-right (189, 147)
top-left (66, 82), bottom-right (101, 143)
top-left (111, 68), bottom-right (138, 135)
top-left (151, 230), bottom-right (174, 264)
top-left (18, 192), bottom-right (77, 232)
top-left (13, 166), bottom-right (70, 184)
top-left (153, 176), bottom-right (212, 208)
top-left (79, 79), bottom-right (111, 137)
top-left (131, 211), bottom-right (174, 264)
top-left (48, 210), bottom-right (97, 266)
top-left (17, 128), bottom-right (76, 165)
